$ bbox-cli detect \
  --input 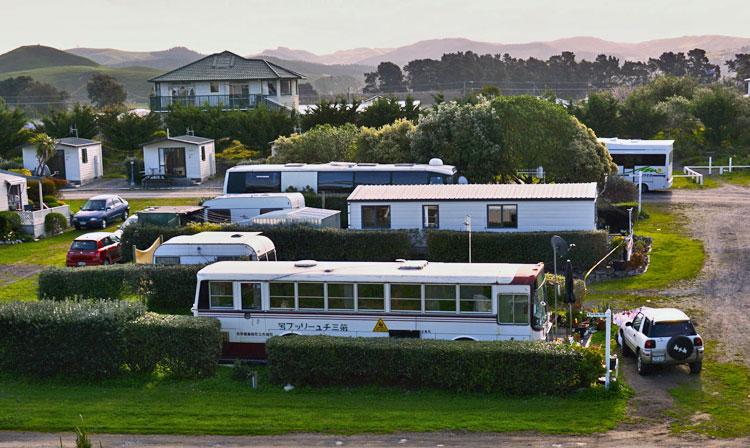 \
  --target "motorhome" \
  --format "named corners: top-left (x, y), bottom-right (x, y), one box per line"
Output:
top-left (598, 138), bottom-right (674, 191)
